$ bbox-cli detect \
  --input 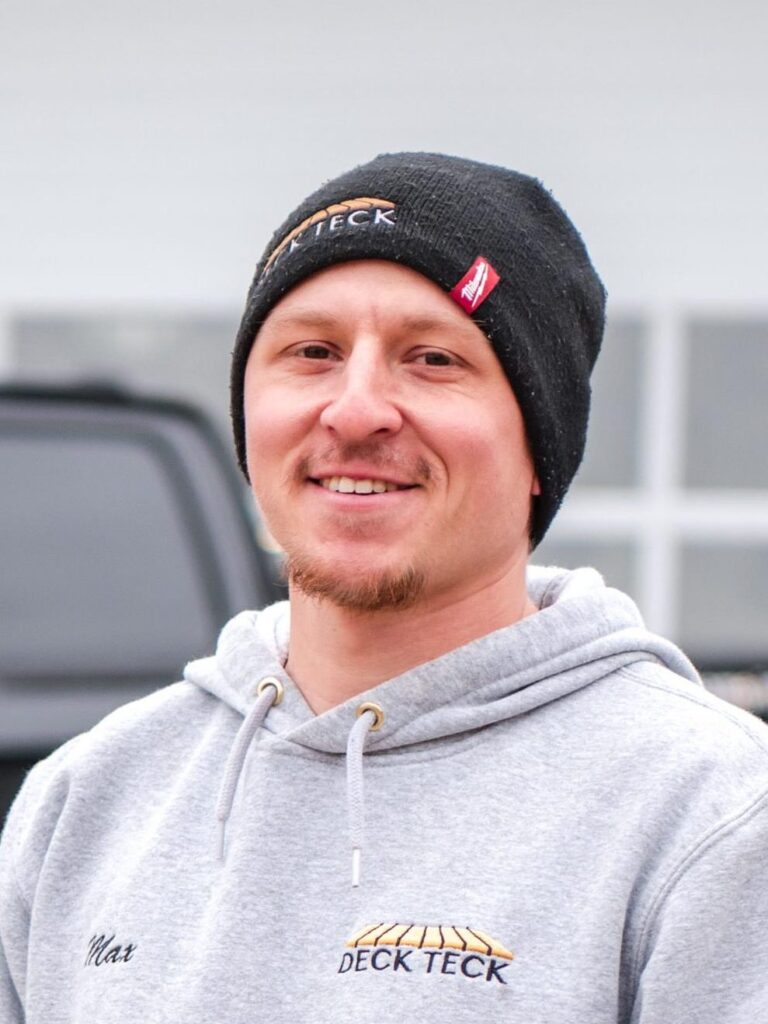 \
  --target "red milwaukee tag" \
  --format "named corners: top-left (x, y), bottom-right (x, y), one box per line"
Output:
top-left (449, 256), bottom-right (500, 313)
